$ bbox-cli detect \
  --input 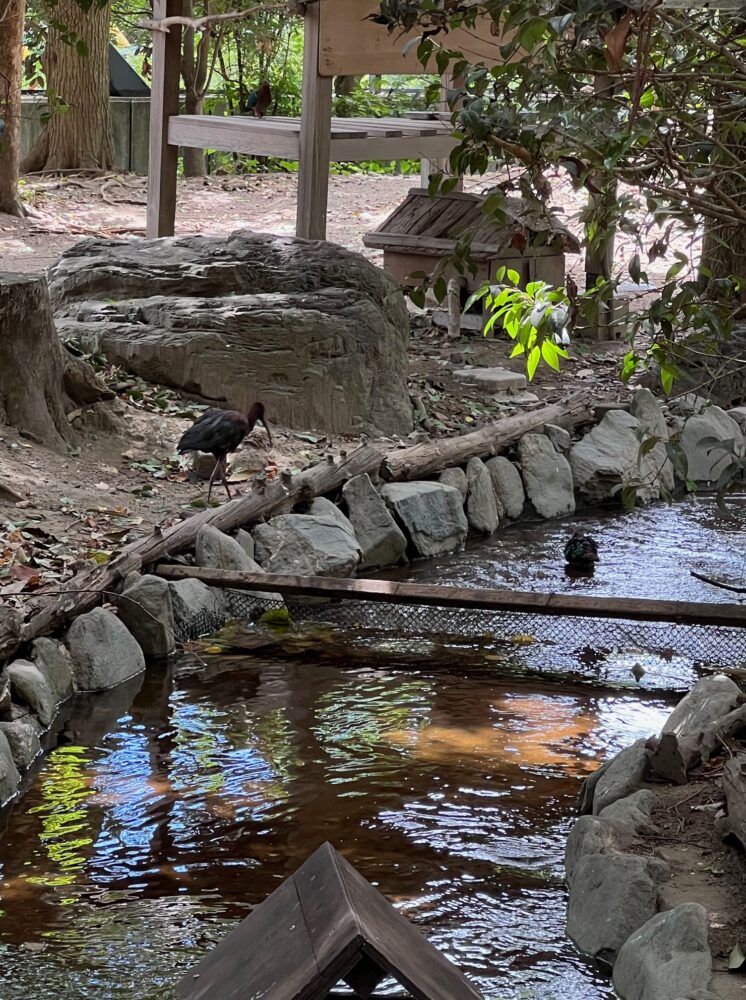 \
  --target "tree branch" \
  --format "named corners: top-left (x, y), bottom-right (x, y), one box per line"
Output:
top-left (138, 2), bottom-right (289, 33)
